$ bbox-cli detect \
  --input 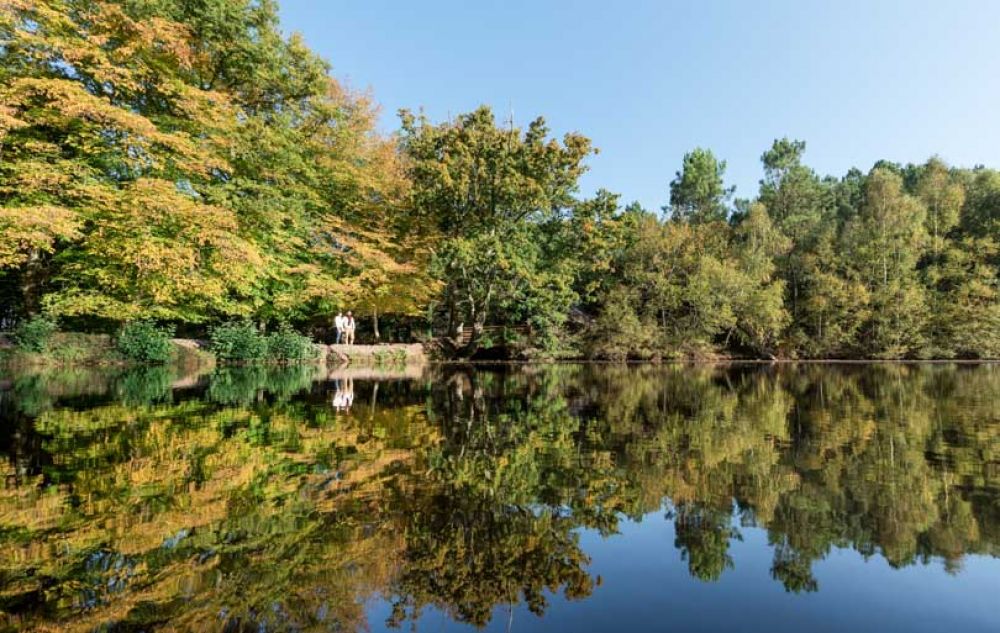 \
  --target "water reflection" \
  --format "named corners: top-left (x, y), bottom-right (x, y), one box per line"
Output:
top-left (0, 363), bottom-right (998, 631)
